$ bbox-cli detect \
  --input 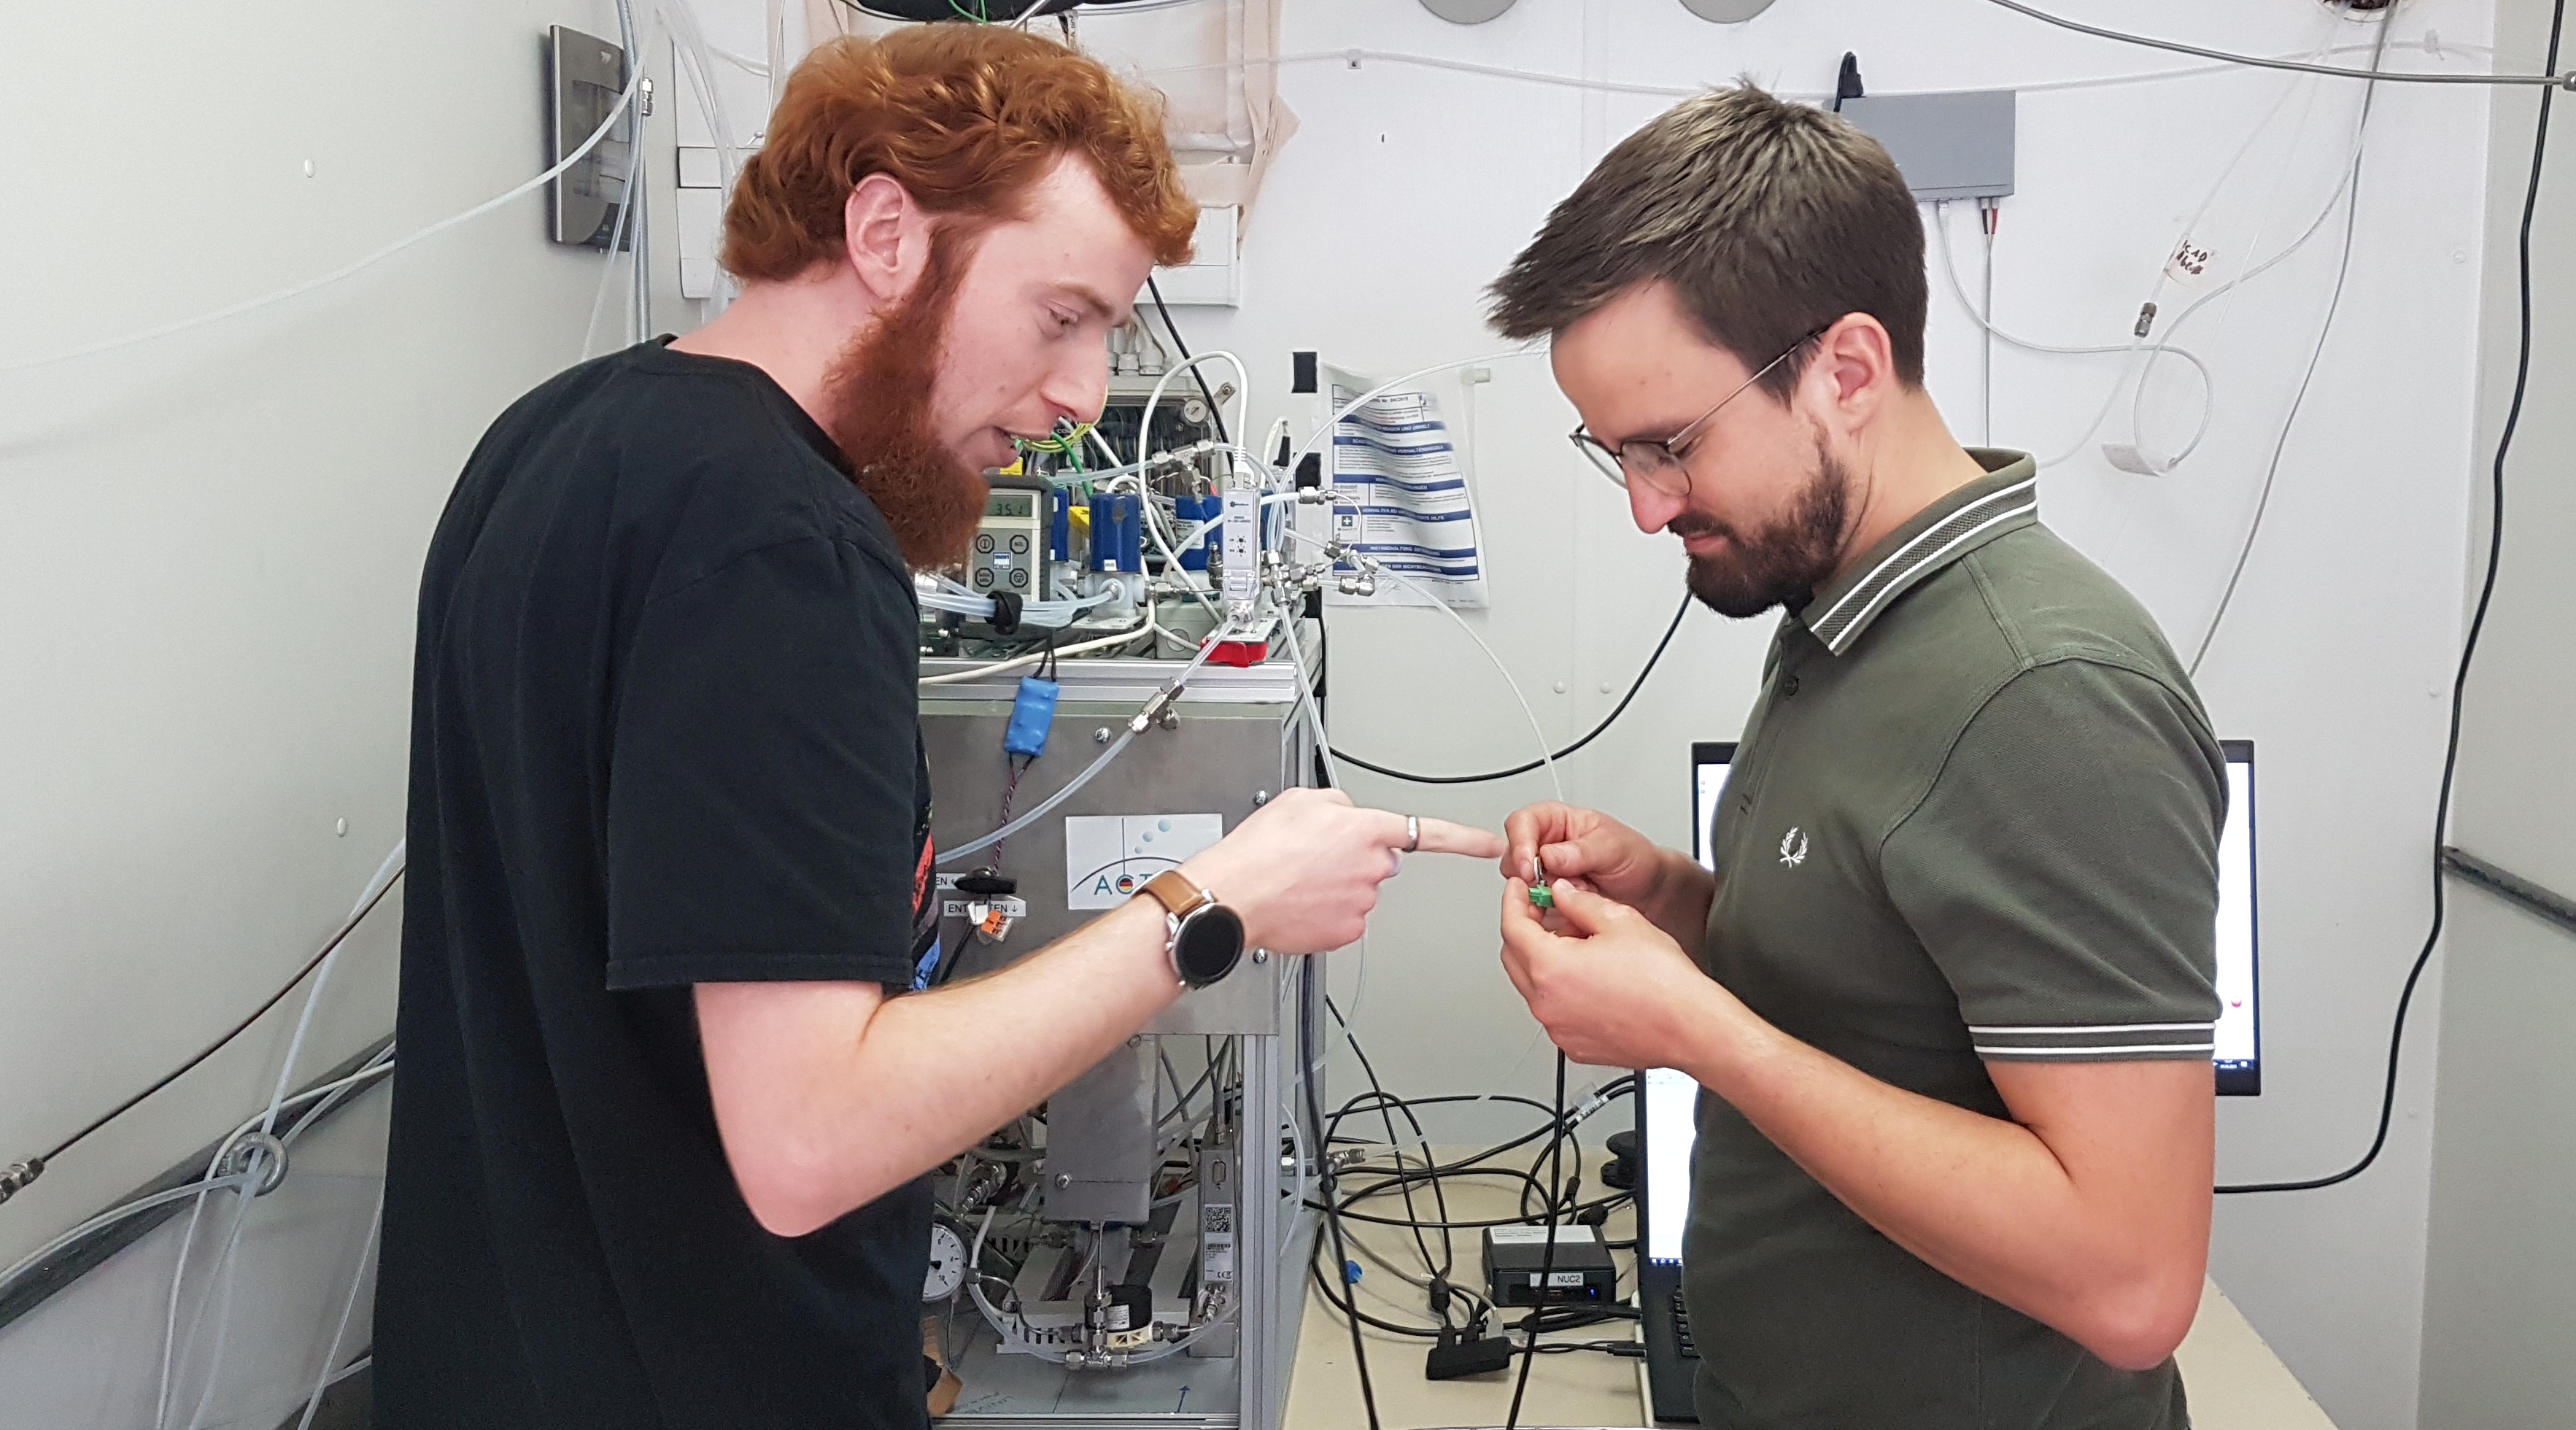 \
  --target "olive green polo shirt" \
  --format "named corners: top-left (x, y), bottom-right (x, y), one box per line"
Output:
top-left (1685, 452), bottom-right (2225, 1429)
